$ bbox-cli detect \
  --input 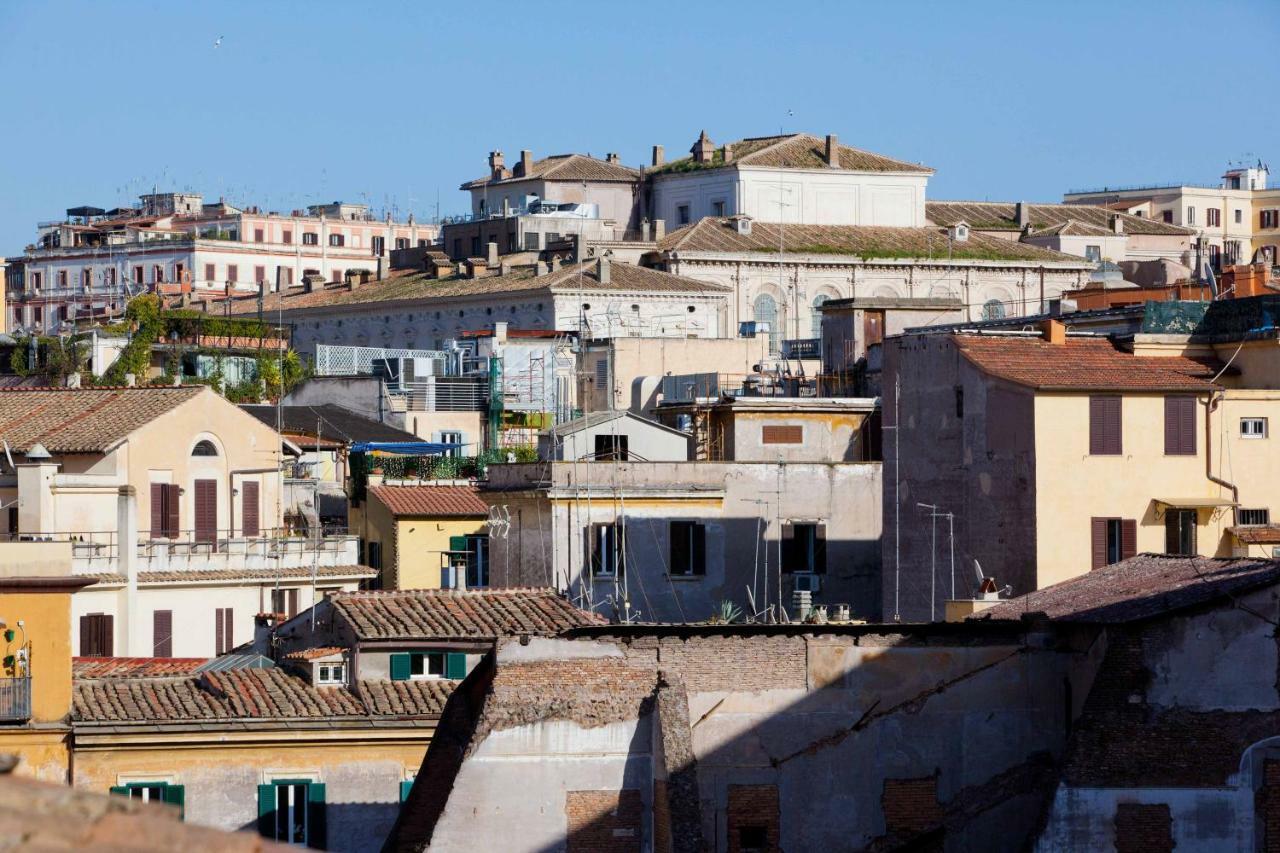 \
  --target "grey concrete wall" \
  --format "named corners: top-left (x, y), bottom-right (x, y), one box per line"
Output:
top-left (882, 333), bottom-right (1038, 622)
